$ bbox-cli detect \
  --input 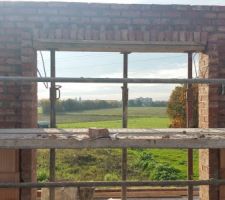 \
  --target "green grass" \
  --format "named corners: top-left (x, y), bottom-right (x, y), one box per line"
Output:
top-left (78, 107), bottom-right (167, 117)
top-left (58, 117), bottom-right (169, 128)
top-left (37, 106), bottom-right (199, 182)
top-left (148, 149), bottom-right (198, 179)
top-left (38, 107), bottom-right (167, 124)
